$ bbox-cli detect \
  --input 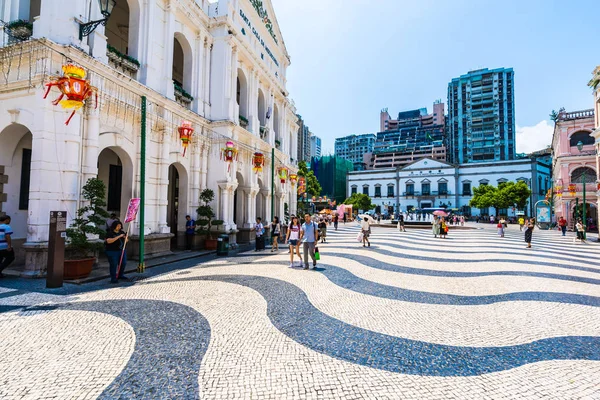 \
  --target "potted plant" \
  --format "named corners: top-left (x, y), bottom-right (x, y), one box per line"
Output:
top-left (239, 115), bottom-right (249, 128)
top-left (196, 188), bottom-right (224, 250)
top-left (64, 178), bottom-right (109, 279)
top-left (7, 19), bottom-right (33, 40)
